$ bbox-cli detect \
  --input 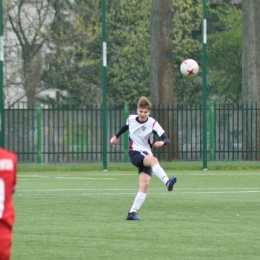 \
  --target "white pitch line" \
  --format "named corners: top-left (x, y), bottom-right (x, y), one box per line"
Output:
top-left (176, 187), bottom-right (260, 190)
top-left (15, 188), bottom-right (260, 197)
top-left (16, 193), bottom-right (138, 196)
top-left (15, 190), bottom-right (260, 197)
top-left (182, 190), bottom-right (260, 194)
top-left (17, 187), bottom-right (260, 192)
top-left (18, 188), bottom-right (138, 191)
top-left (18, 177), bottom-right (116, 181)
top-left (18, 174), bottom-right (130, 178)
